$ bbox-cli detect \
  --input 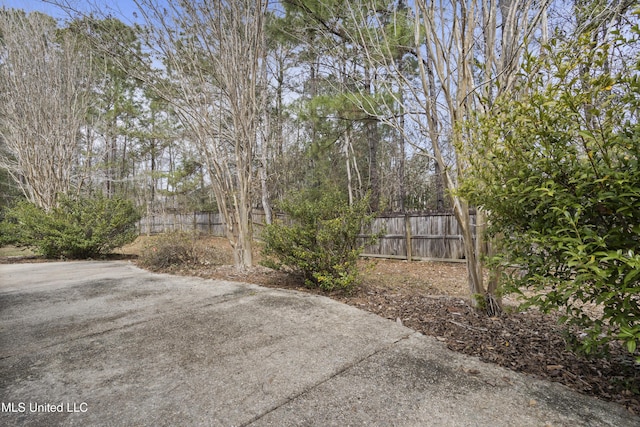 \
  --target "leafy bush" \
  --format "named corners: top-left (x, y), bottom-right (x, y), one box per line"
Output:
top-left (1, 194), bottom-right (140, 258)
top-left (462, 32), bottom-right (640, 360)
top-left (138, 231), bottom-right (230, 270)
top-left (261, 190), bottom-right (374, 291)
